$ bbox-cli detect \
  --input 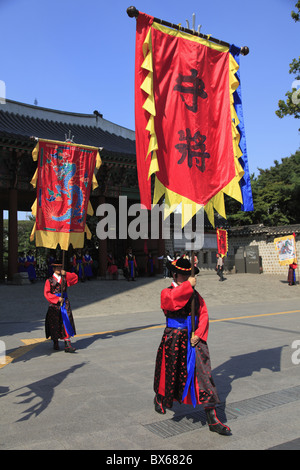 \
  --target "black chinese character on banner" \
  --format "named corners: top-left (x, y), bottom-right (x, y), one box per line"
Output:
top-left (175, 128), bottom-right (210, 172)
top-left (173, 69), bottom-right (207, 113)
